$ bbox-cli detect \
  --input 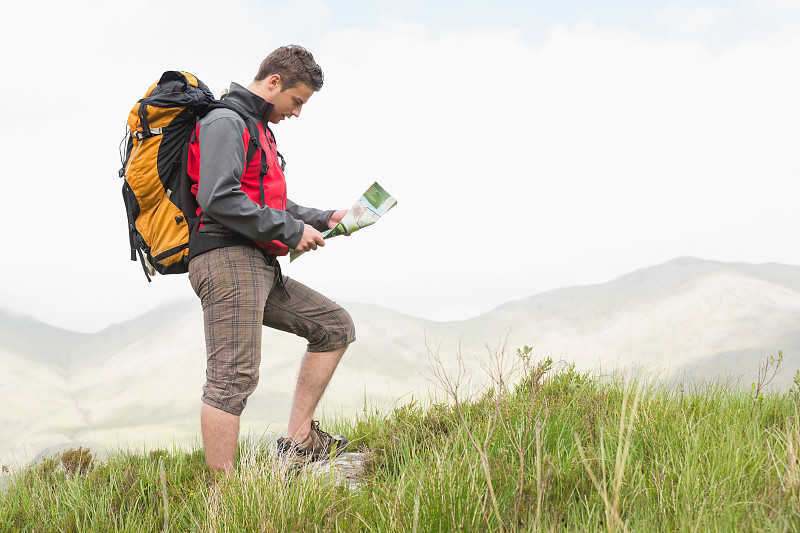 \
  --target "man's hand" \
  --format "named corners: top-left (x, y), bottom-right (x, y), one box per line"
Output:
top-left (293, 224), bottom-right (326, 252)
top-left (328, 209), bottom-right (348, 229)
top-left (328, 209), bottom-right (352, 236)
